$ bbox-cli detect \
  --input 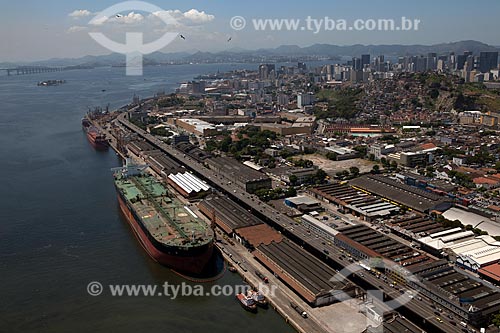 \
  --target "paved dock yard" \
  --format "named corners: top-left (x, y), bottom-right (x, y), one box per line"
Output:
top-left (114, 112), bottom-right (461, 333)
